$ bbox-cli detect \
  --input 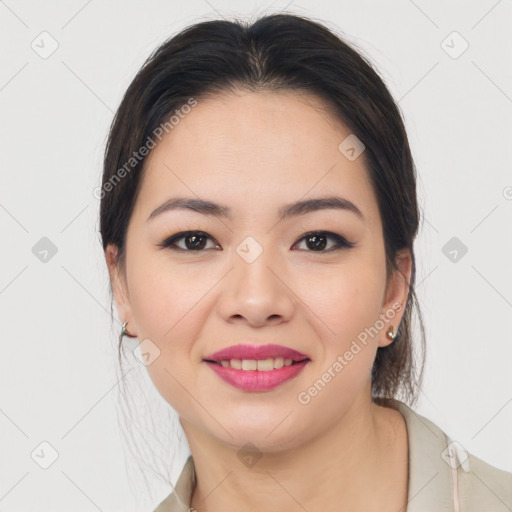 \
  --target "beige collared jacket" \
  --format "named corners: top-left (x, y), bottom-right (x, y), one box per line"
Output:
top-left (153, 399), bottom-right (512, 511)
